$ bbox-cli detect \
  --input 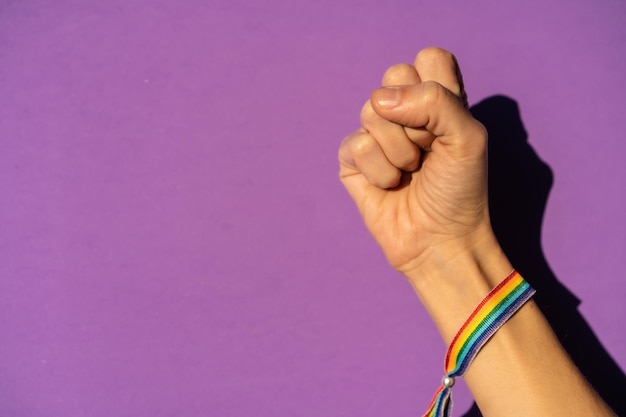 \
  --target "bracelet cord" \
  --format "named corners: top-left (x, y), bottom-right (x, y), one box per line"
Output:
top-left (422, 270), bottom-right (535, 417)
